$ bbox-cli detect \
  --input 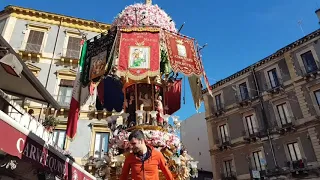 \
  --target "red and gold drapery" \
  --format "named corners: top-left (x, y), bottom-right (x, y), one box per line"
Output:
top-left (118, 27), bottom-right (160, 80)
top-left (164, 31), bottom-right (202, 76)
